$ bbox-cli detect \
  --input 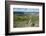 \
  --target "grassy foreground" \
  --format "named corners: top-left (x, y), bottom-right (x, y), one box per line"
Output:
top-left (13, 12), bottom-right (39, 27)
